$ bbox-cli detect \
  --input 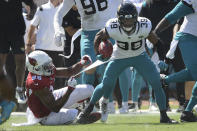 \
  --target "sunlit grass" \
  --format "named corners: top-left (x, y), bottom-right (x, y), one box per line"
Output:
top-left (1, 112), bottom-right (196, 131)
